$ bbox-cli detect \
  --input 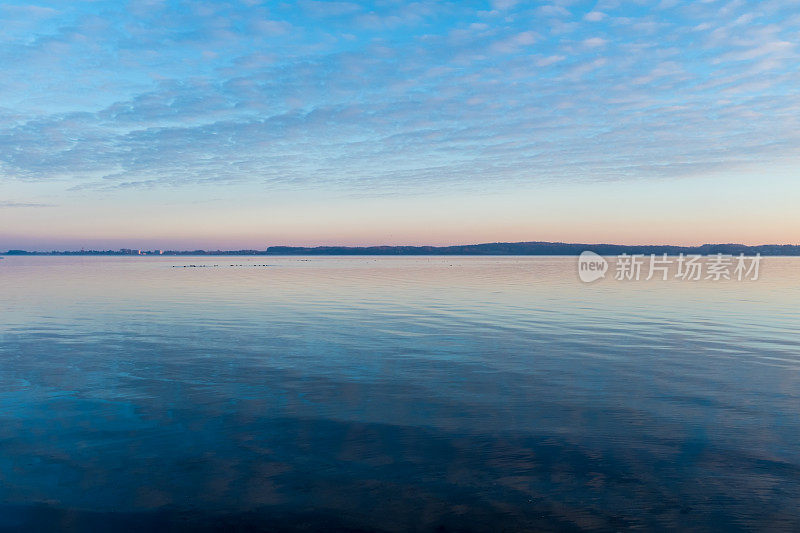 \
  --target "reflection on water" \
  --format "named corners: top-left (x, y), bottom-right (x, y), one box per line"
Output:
top-left (1, 256), bottom-right (799, 531)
